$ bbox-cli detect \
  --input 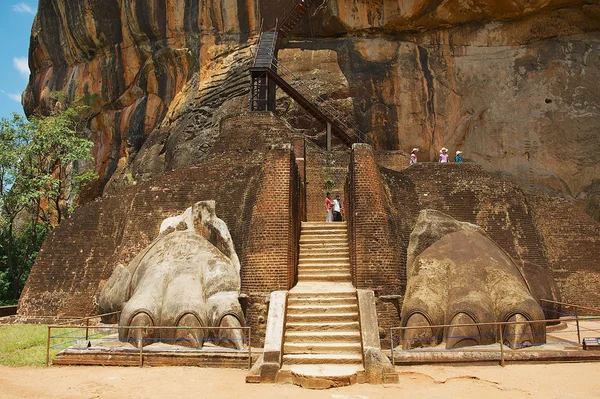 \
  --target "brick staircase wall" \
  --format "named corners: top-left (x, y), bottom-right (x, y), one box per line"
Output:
top-left (383, 163), bottom-right (553, 283)
top-left (382, 162), bottom-right (561, 313)
top-left (347, 144), bottom-right (404, 329)
top-left (529, 195), bottom-right (600, 308)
